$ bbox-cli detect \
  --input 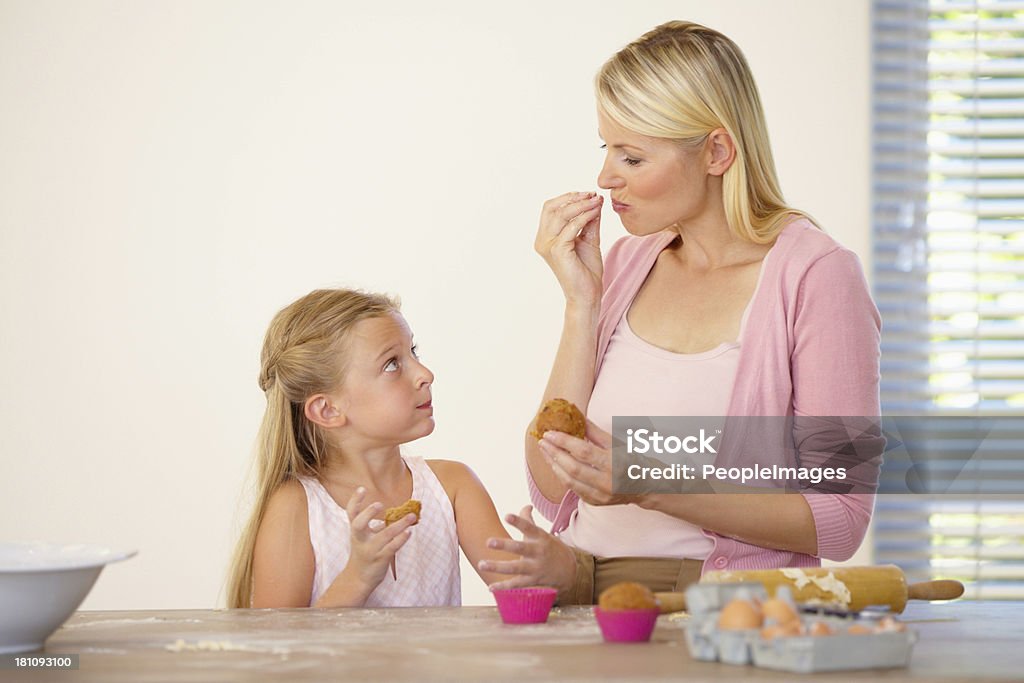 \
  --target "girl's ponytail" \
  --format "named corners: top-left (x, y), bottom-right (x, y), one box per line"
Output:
top-left (225, 381), bottom-right (303, 609)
